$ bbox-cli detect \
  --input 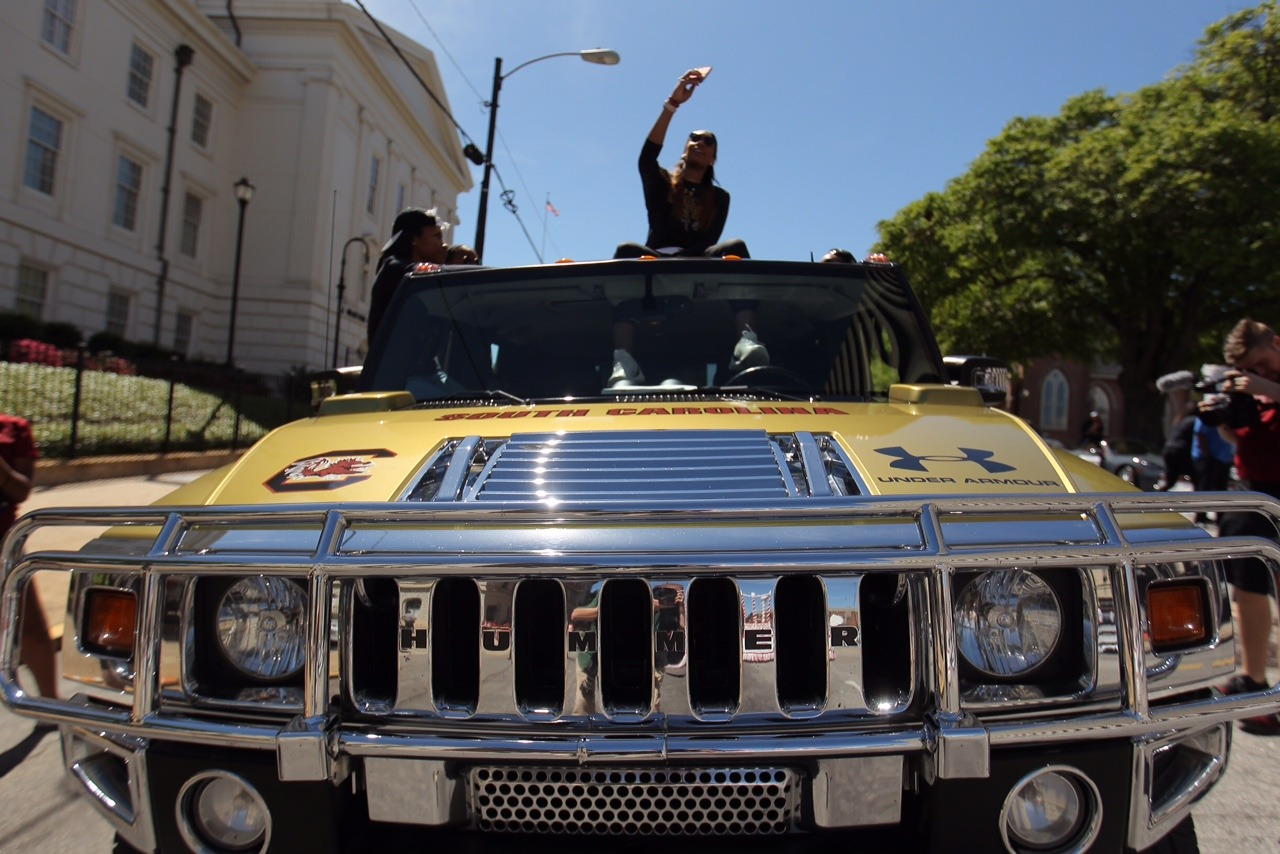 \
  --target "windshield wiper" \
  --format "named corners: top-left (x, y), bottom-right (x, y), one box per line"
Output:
top-left (421, 389), bottom-right (533, 406)
top-left (709, 386), bottom-right (814, 402)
